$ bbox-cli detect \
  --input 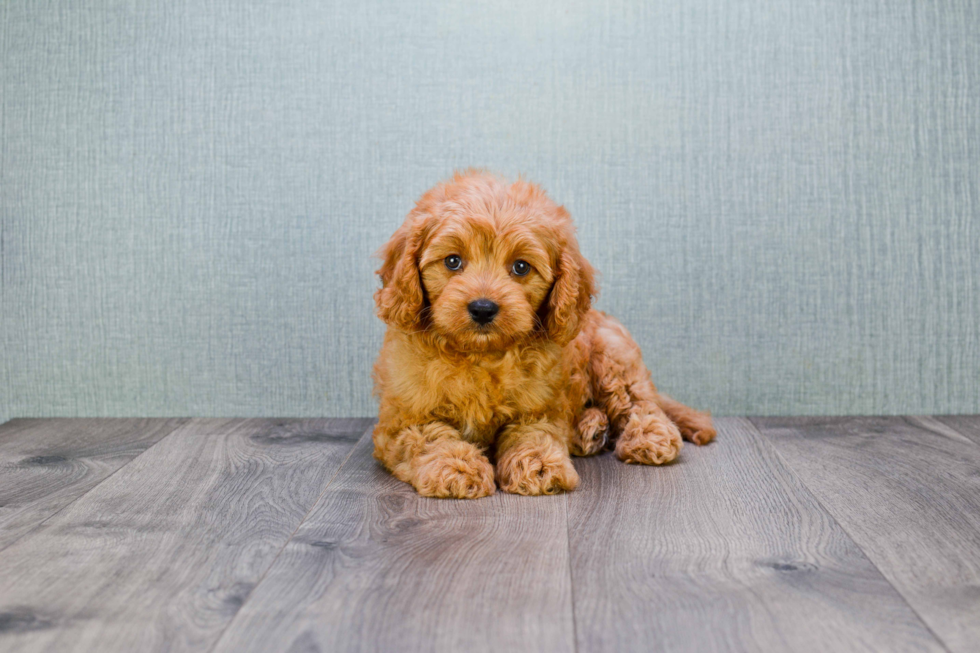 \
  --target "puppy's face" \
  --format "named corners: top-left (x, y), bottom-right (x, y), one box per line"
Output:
top-left (375, 171), bottom-right (595, 351)
top-left (419, 211), bottom-right (554, 350)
